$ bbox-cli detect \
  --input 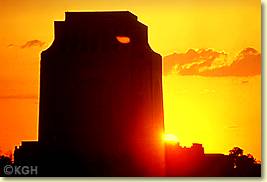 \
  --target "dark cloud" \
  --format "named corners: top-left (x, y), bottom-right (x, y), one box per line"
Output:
top-left (7, 44), bottom-right (16, 48)
top-left (241, 80), bottom-right (249, 84)
top-left (20, 40), bottom-right (45, 48)
top-left (163, 48), bottom-right (261, 77)
top-left (7, 40), bottom-right (45, 49)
